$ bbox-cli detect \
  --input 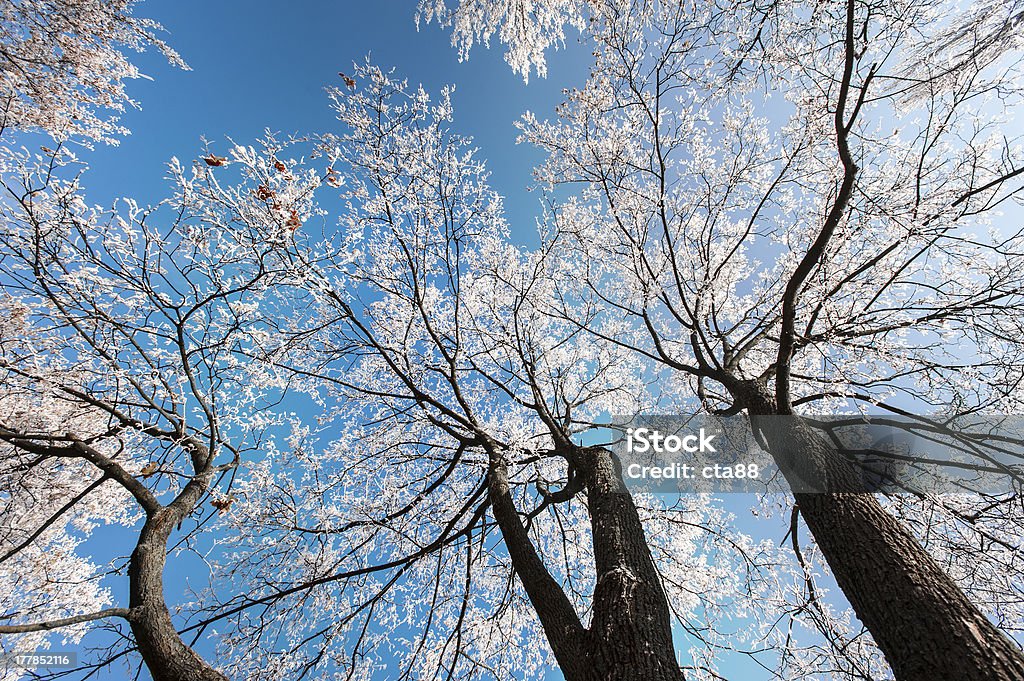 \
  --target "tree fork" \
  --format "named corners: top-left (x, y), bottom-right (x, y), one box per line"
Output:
top-left (487, 447), bottom-right (686, 681)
